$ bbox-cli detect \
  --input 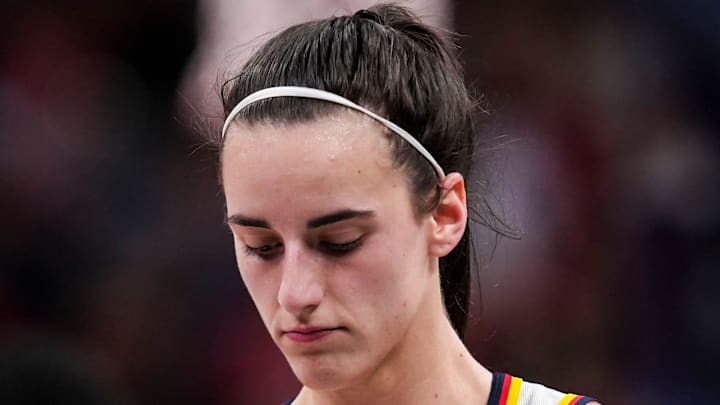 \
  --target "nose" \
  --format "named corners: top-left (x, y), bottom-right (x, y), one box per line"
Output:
top-left (277, 243), bottom-right (324, 318)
